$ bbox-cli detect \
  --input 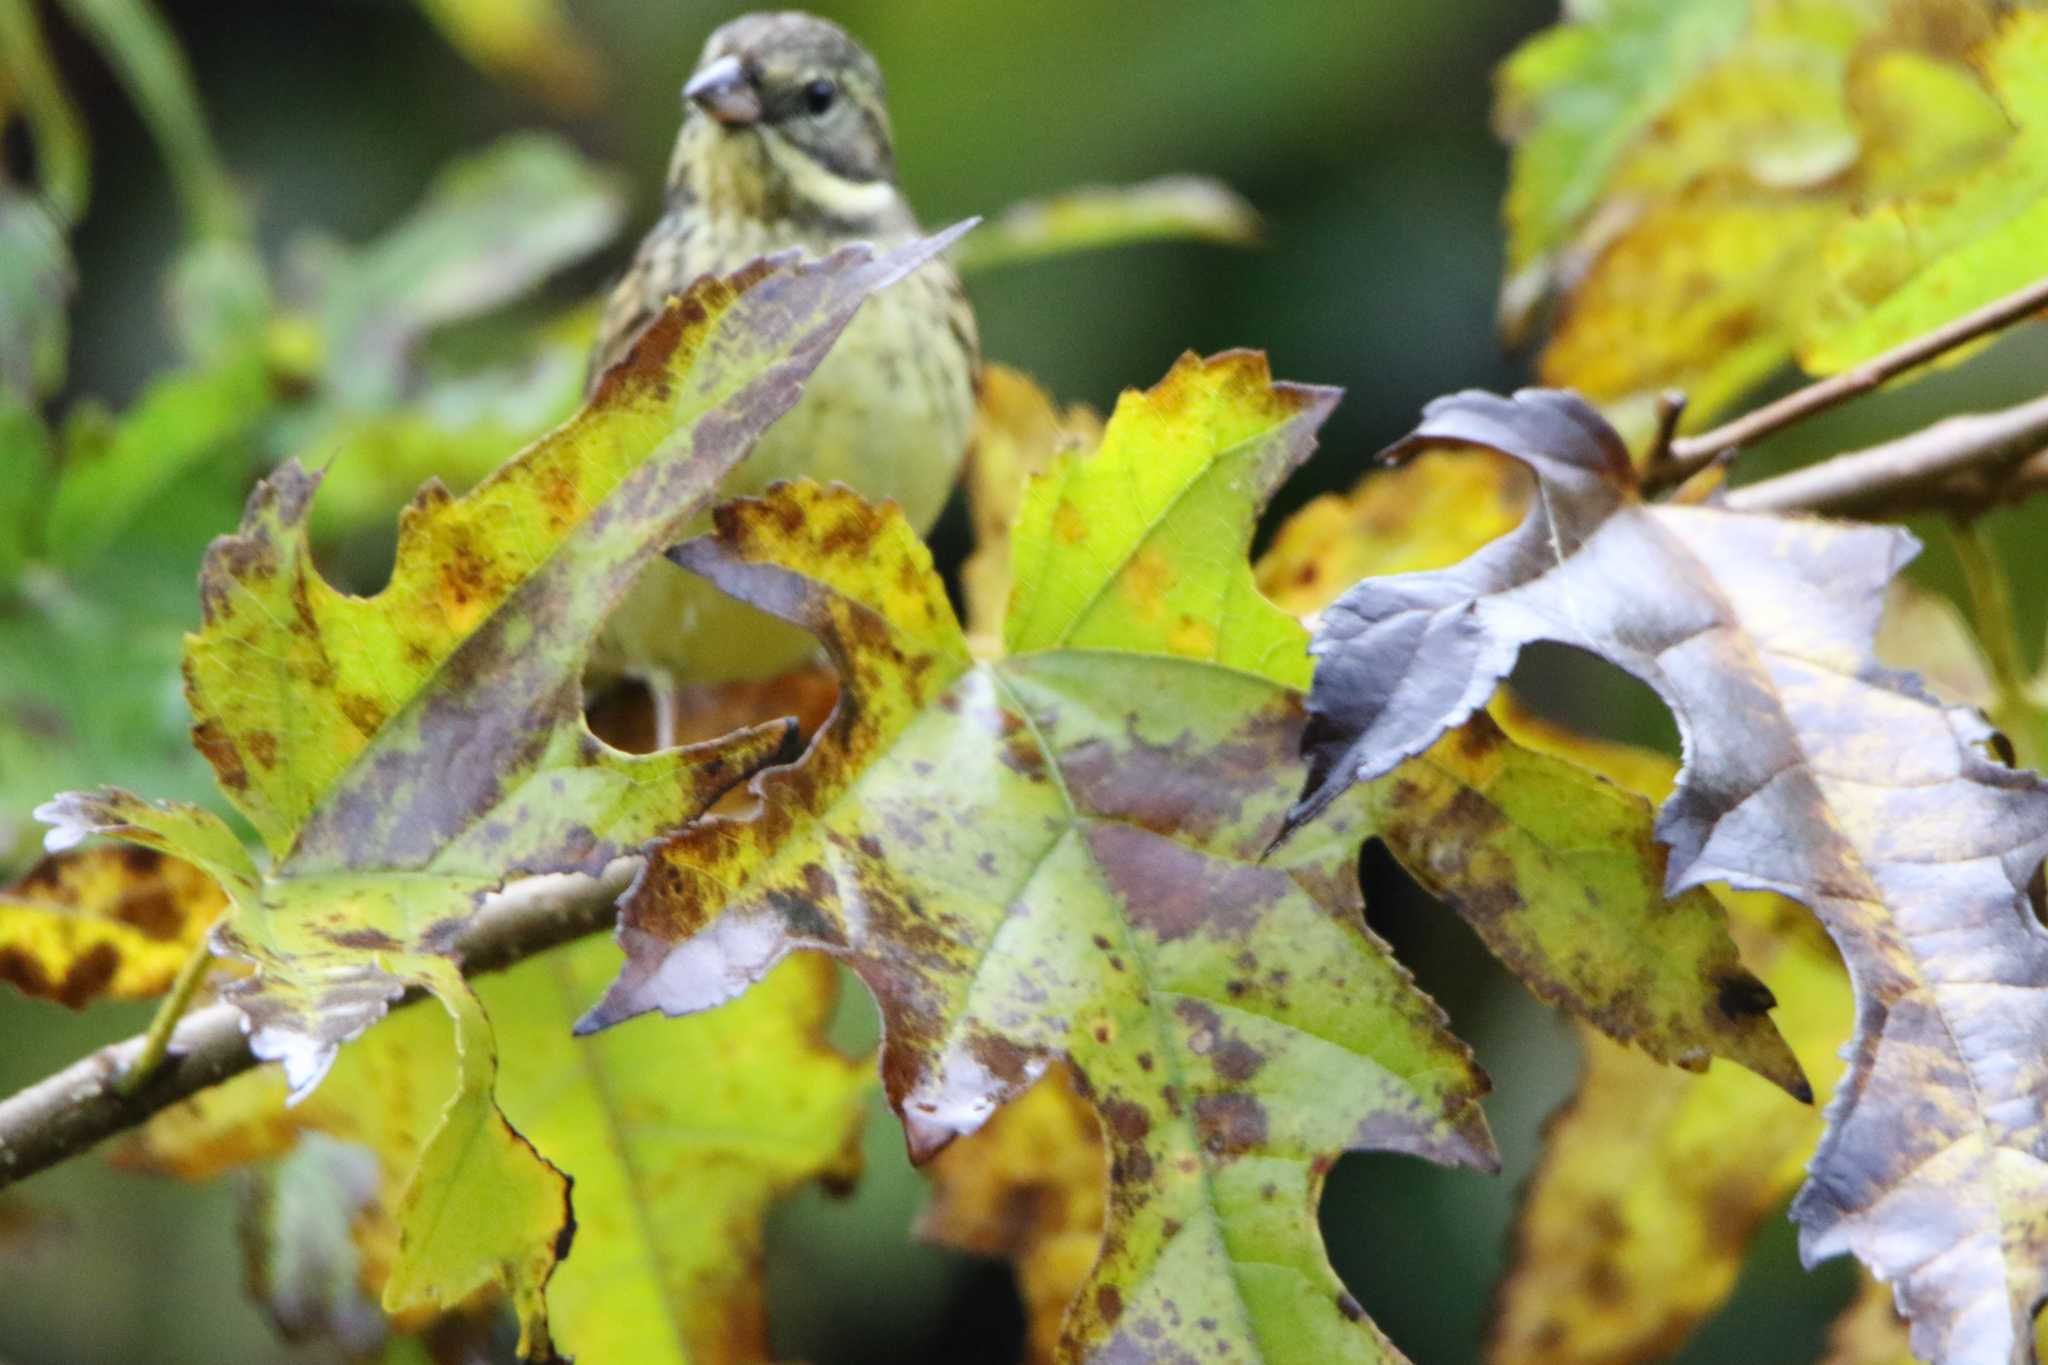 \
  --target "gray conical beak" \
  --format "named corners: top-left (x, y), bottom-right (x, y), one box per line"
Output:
top-left (684, 55), bottom-right (761, 127)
